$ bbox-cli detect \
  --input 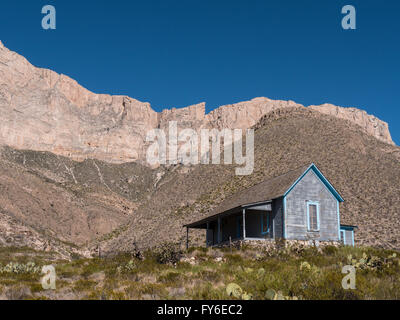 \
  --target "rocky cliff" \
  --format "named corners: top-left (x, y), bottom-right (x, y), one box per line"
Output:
top-left (0, 40), bottom-right (394, 165)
